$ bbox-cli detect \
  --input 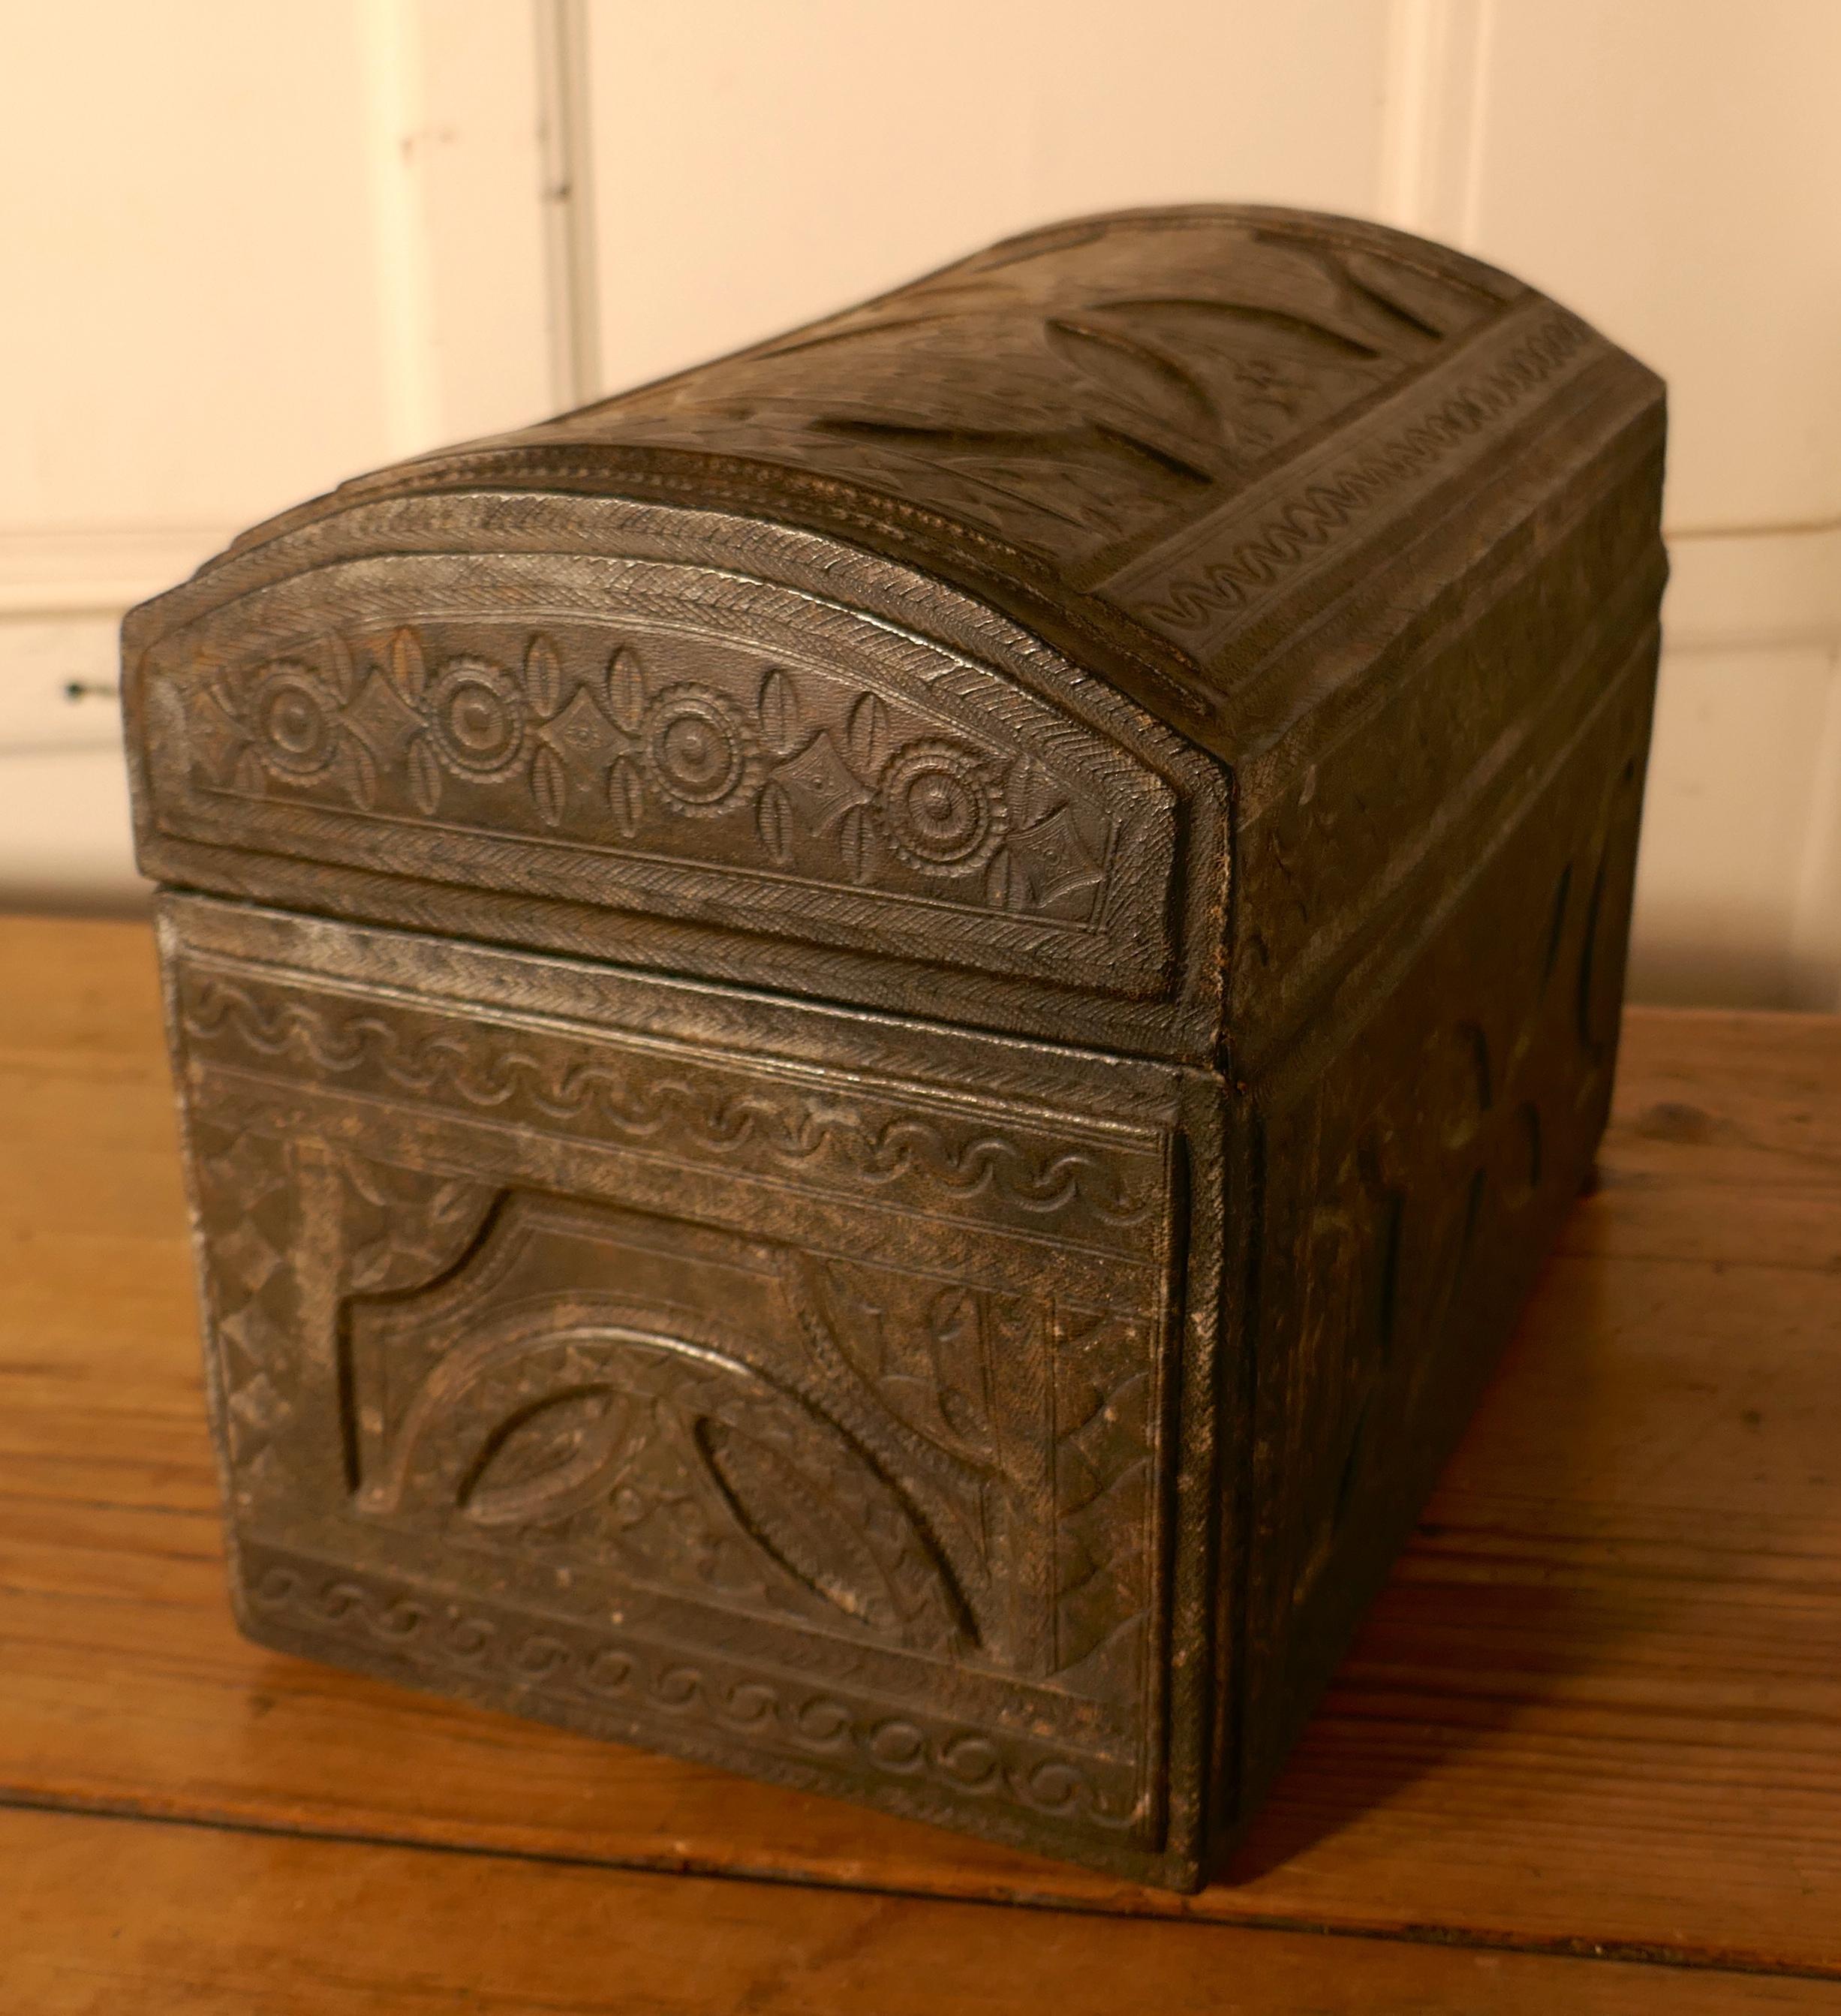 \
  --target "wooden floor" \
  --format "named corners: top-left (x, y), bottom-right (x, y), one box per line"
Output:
top-left (4, 914), bottom-right (1840, 2011)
